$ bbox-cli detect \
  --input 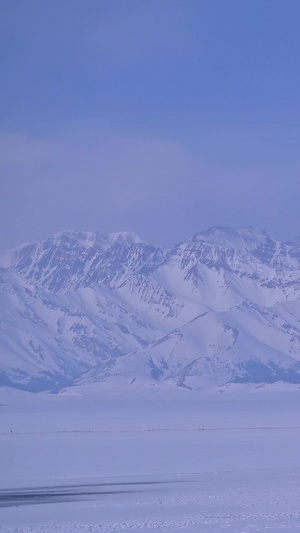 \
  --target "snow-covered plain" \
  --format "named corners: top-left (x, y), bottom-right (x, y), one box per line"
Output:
top-left (1, 382), bottom-right (300, 532)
